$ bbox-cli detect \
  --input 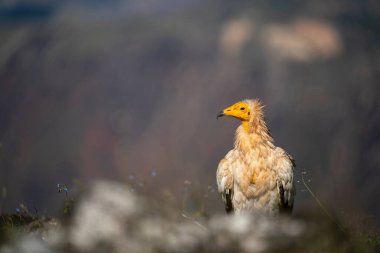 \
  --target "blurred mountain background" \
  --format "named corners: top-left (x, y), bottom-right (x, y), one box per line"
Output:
top-left (0, 0), bottom-right (379, 229)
